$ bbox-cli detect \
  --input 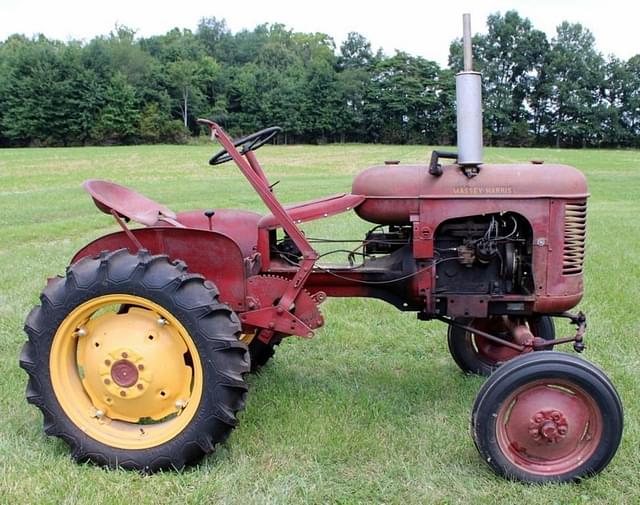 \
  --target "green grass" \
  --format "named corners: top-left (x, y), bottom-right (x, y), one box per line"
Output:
top-left (1, 143), bottom-right (639, 504)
